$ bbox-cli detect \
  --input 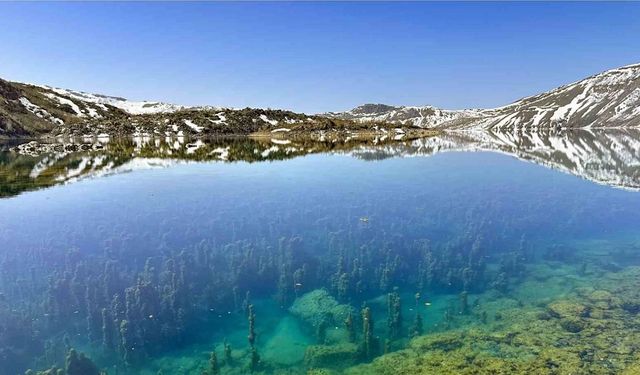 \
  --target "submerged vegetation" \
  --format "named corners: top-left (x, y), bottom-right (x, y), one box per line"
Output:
top-left (3, 196), bottom-right (640, 374)
top-left (2, 132), bottom-right (640, 374)
top-left (5, 222), bottom-right (640, 374)
top-left (345, 265), bottom-right (640, 374)
top-left (0, 226), bottom-right (496, 373)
